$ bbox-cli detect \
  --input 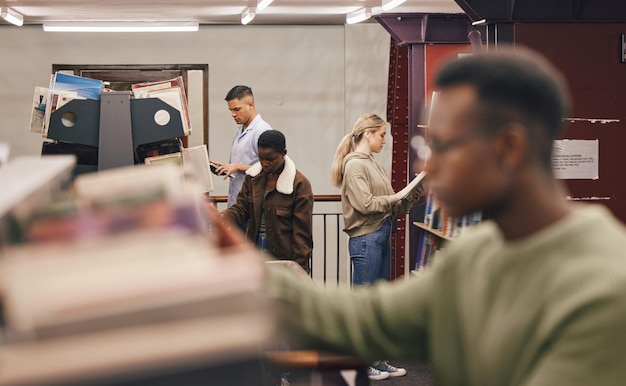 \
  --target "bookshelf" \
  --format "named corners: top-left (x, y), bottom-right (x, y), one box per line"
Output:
top-left (413, 190), bottom-right (483, 271)
top-left (413, 220), bottom-right (453, 241)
